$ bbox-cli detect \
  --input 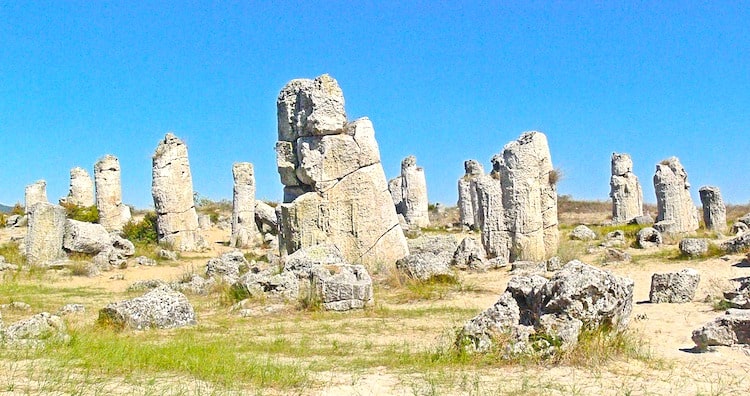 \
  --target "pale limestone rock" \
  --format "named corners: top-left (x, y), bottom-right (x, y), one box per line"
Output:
top-left (254, 200), bottom-right (278, 234)
top-left (276, 75), bottom-right (408, 267)
top-left (653, 157), bottom-right (699, 234)
top-left (479, 132), bottom-right (558, 262)
top-left (151, 133), bottom-right (205, 252)
top-left (399, 156), bottom-right (429, 228)
top-left (649, 268), bottom-right (700, 303)
top-left (230, 162), bottom-right (257, 248)
top-left (699, 185), bottom-right (727, 233)
top-left (65, 167), bottom-right (95, 207)
top-left (63, 219), bottom-right (112, 254)
top-left (610, 153), bottom-right (643, 224)
top-left (24, 180), bottom-right (47, 214)
top-left (388, 176), bottom-right (403, 214)
top-left (457, 160), bottom-right (484, 230)
top-left (94, 155), bottom-right (128, 231)
top-left (26, 202), bottom-right (66, 266)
